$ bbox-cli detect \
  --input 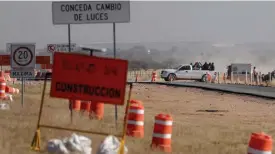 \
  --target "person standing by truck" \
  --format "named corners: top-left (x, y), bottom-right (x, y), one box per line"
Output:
top-left (209, 62), bottom-right (215, 71)
top-left (202, 62), bottom-right (208, 70)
